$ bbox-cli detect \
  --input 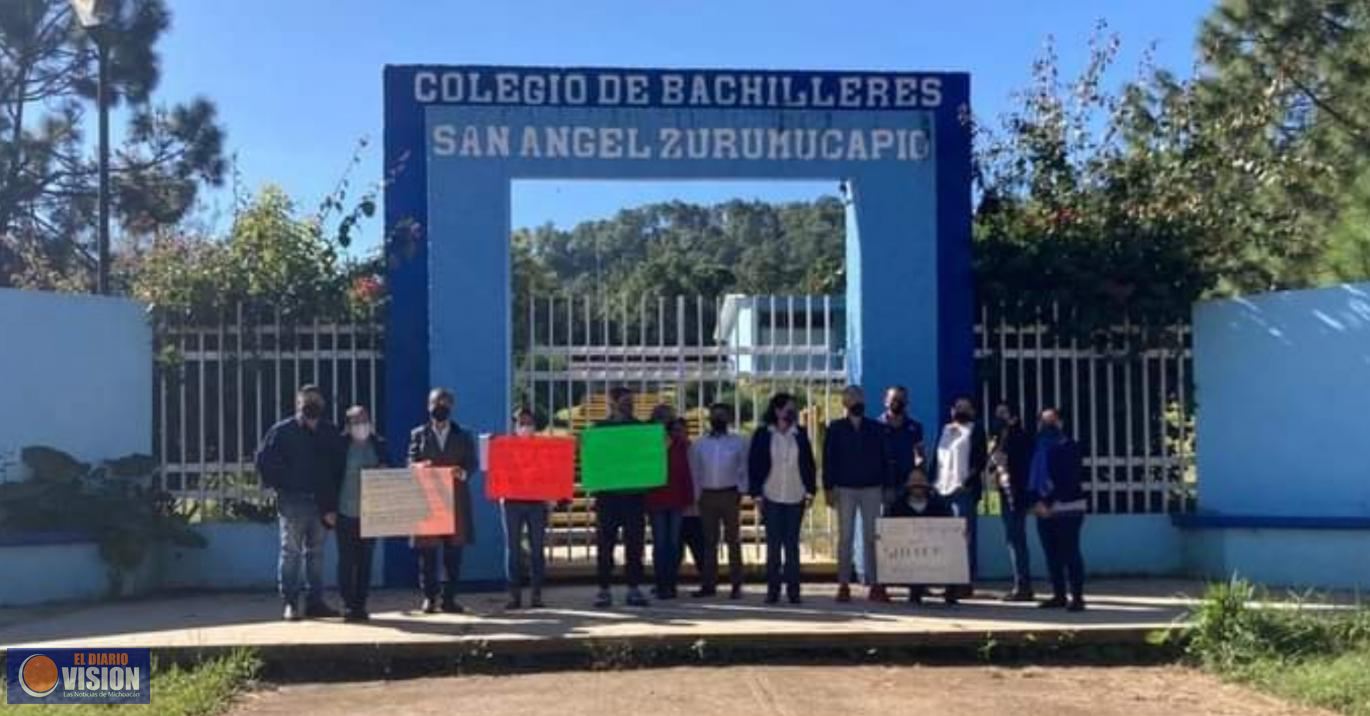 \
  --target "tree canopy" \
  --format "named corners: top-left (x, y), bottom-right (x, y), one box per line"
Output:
top-left (0, 0), bottom-right (226, 289)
